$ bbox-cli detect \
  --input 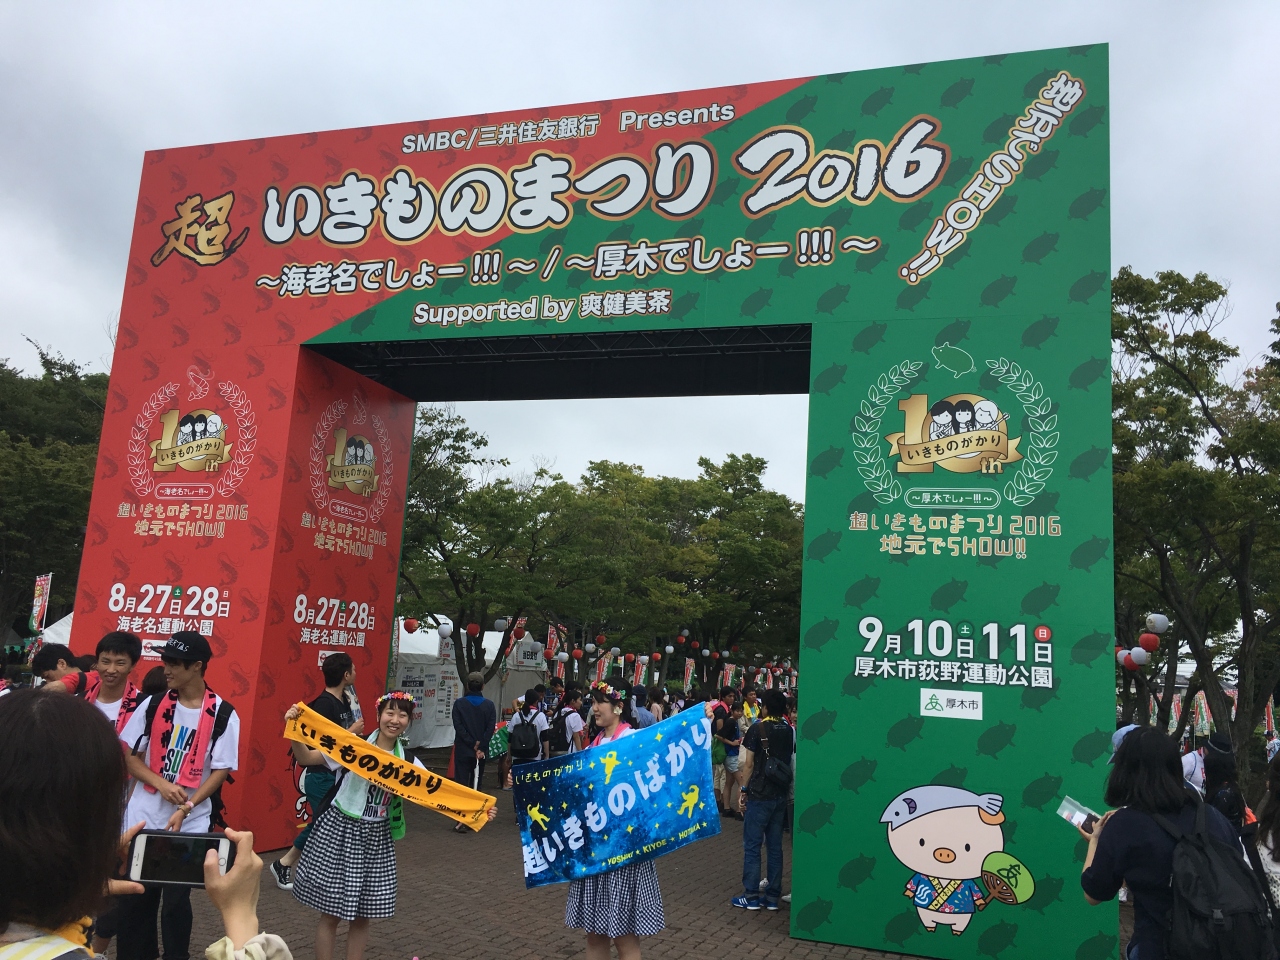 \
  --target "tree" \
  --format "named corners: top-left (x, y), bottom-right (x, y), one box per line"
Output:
top-left (0, 346), bottom-right (106, 633)
top-left (1112, 268), bottom-right (1280, 792)
top-left (395, 406), bottom-right (804, 690)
